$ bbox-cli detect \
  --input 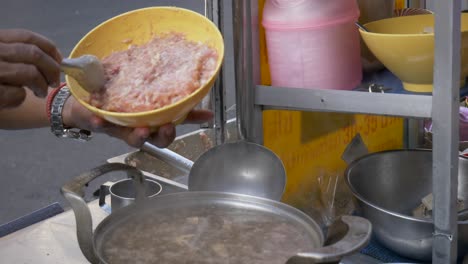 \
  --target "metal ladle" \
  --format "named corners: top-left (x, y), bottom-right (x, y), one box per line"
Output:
top-left (60, 55), bottom-right (105, 93)
top-left (141, 141), bottom-right (286, 201)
